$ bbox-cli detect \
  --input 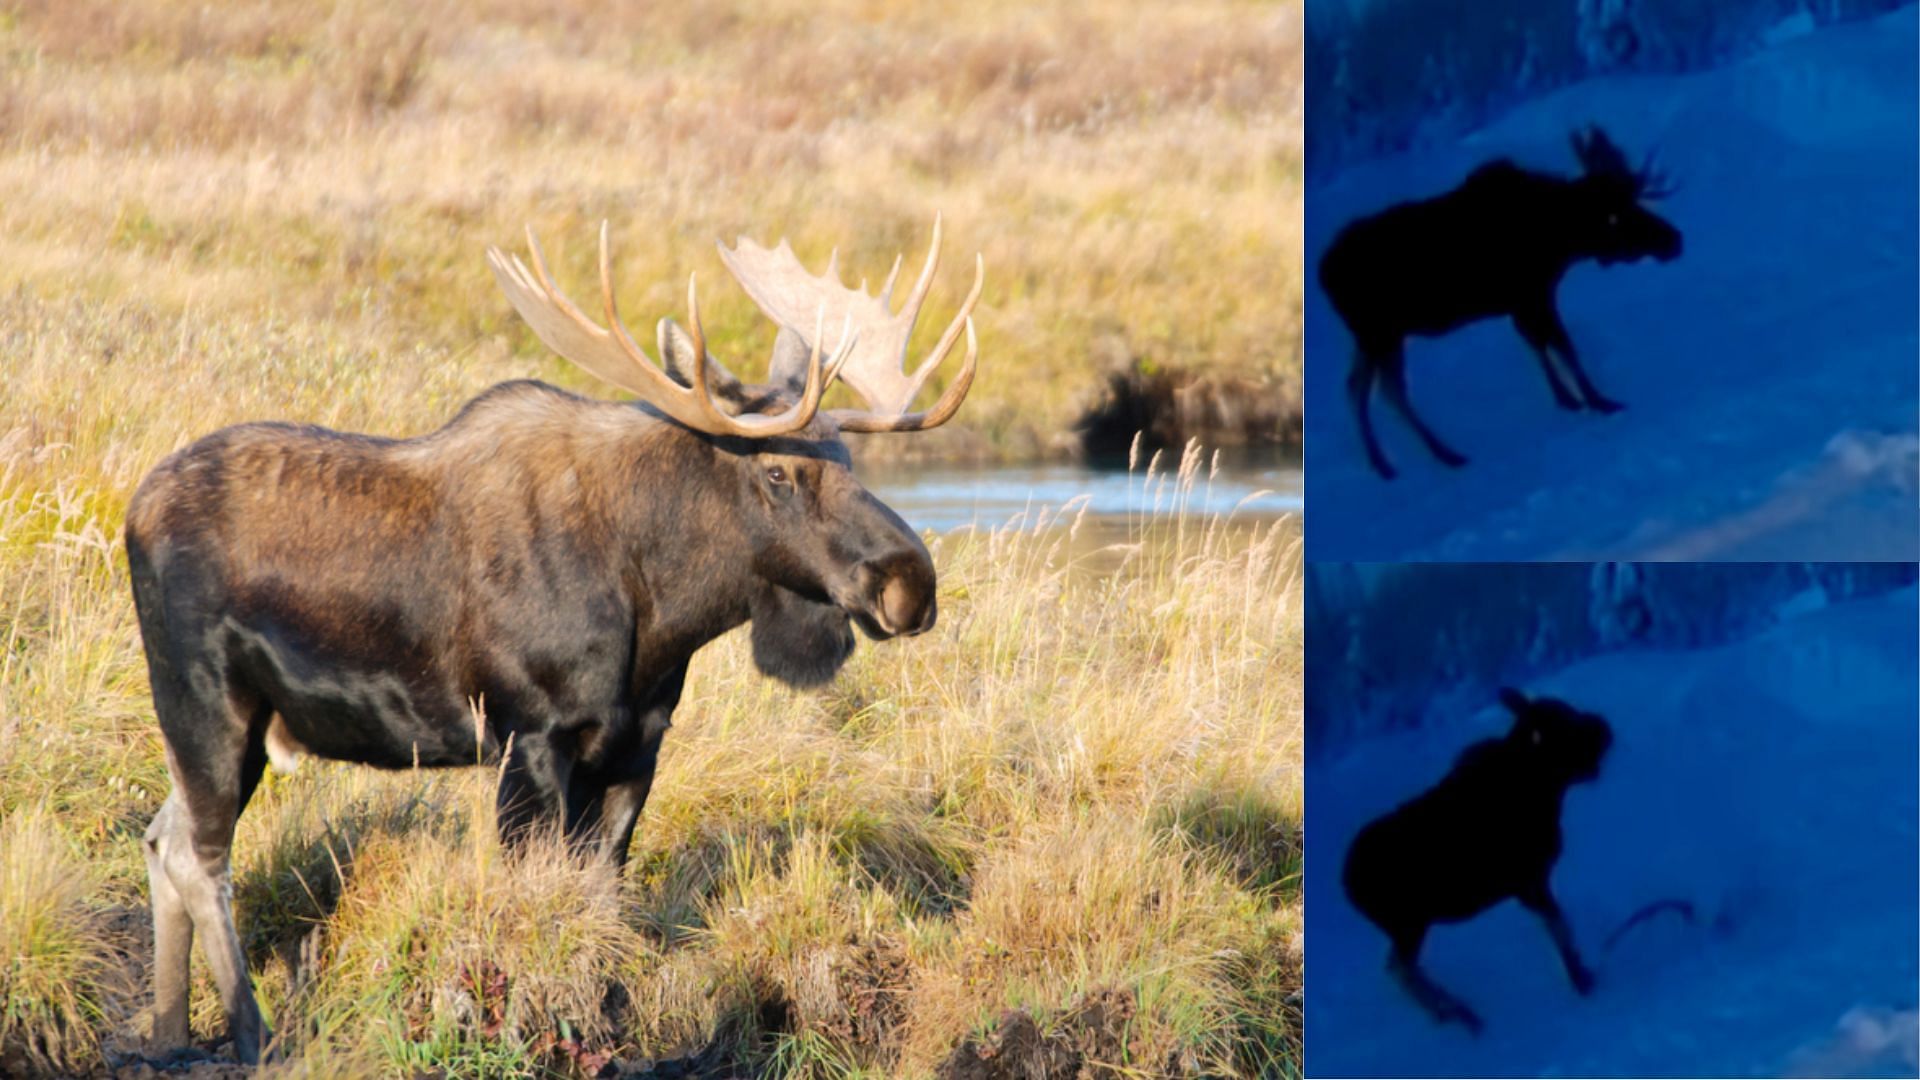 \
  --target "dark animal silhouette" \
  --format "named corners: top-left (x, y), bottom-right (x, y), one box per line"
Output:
top-left (1342, 688), bottom-right (1614, 1034)
top-left (1320, 126), bottom-right (1682, 479)
top-left (126, 217), bottom-right (983, 1063)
